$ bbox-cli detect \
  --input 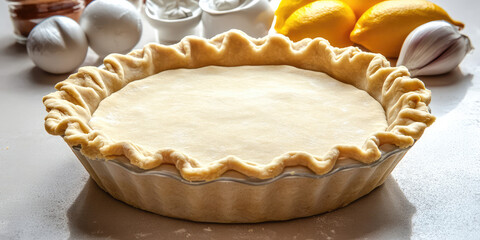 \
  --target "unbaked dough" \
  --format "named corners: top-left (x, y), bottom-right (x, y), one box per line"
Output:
top-left (89, 65), bottom-right (387, 164)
